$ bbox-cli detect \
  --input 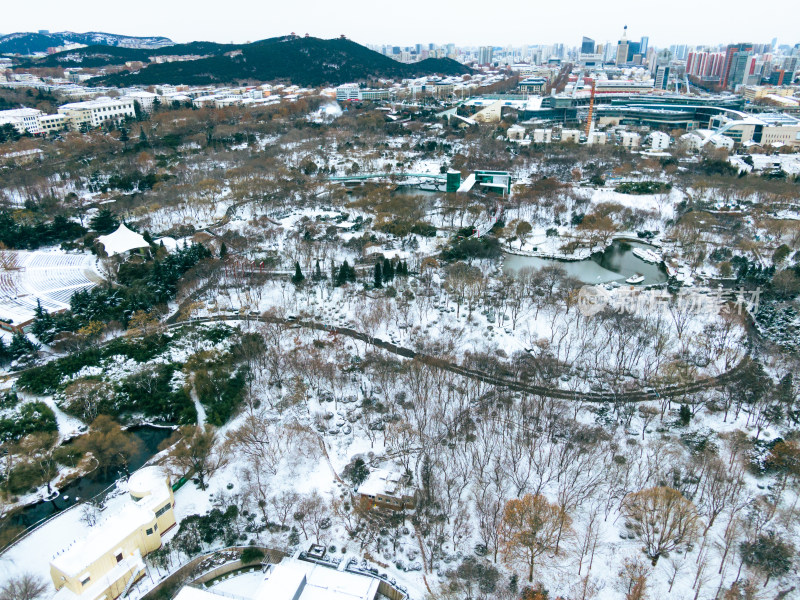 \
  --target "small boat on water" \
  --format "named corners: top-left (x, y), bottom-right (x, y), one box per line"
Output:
top-left (626, 274), bottom-right (645, 284)
top-left (632, 248), bottom-right (662, 264)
